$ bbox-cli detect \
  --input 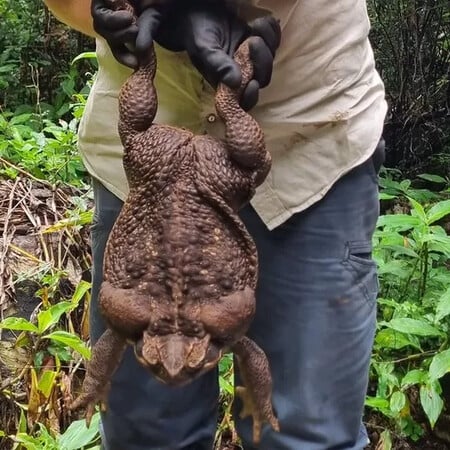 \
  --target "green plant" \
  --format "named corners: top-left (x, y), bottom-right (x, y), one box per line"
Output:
top-left (378, 168), bottom-right (444, 204)
top-left (1, 410), bottom-right (100, 450)
top-left (215, 353), bottom-right (236, 448)
top-left (367, 172), bottom-right (450, 440)
top-left (0, 280), bottom-right (95, 446)
top-left (0, 111), bottom-right (88, 186)
top-left (0, 0), bottom-right (94, 114)
top-left (0, 48), bottom-right (96, 187)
